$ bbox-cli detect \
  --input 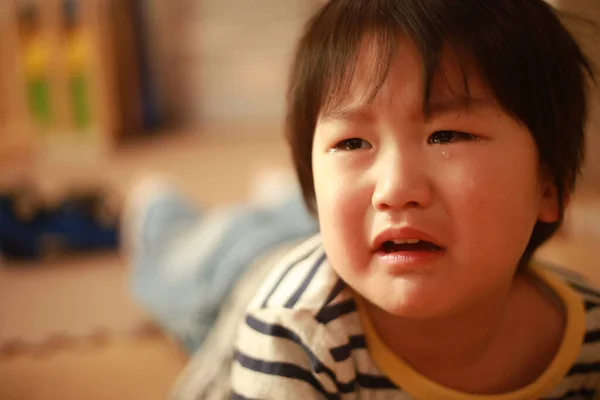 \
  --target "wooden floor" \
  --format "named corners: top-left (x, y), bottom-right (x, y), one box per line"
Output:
top-left (0, 128), bottom-right (293, 400)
